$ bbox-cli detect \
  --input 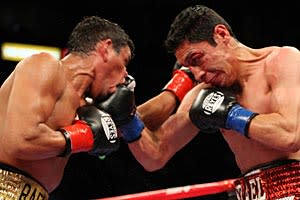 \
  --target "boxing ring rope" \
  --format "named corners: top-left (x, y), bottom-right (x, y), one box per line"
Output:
top-left (96, 179), bottom-right (236, 200)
